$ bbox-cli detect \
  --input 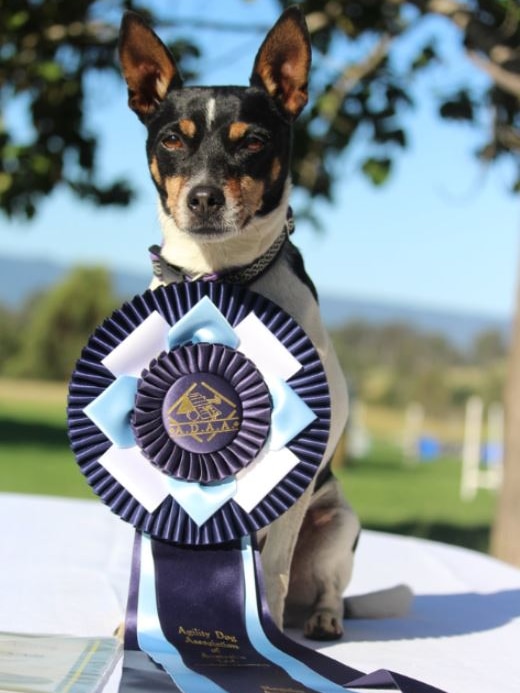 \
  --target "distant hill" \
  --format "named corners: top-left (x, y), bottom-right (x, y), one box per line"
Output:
top-left (0, 255), bottom-right (510, 350)
top-left (0, 256), bottom-right (148, 309)
top-left (319, 294), bottom-right (511, 349)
